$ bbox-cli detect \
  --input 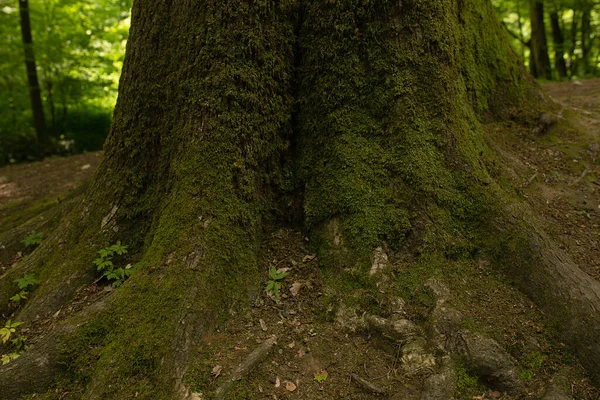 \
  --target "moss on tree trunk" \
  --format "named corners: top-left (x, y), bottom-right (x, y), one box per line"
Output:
top-left (2, 0), bottom-right (600, 398)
